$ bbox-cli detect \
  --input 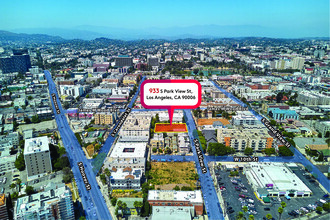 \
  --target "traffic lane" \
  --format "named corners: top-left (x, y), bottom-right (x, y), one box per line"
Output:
top-left (185, 110), bottom-right (224, 220)
top-left (46, 71), bottom-right (112, 220)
